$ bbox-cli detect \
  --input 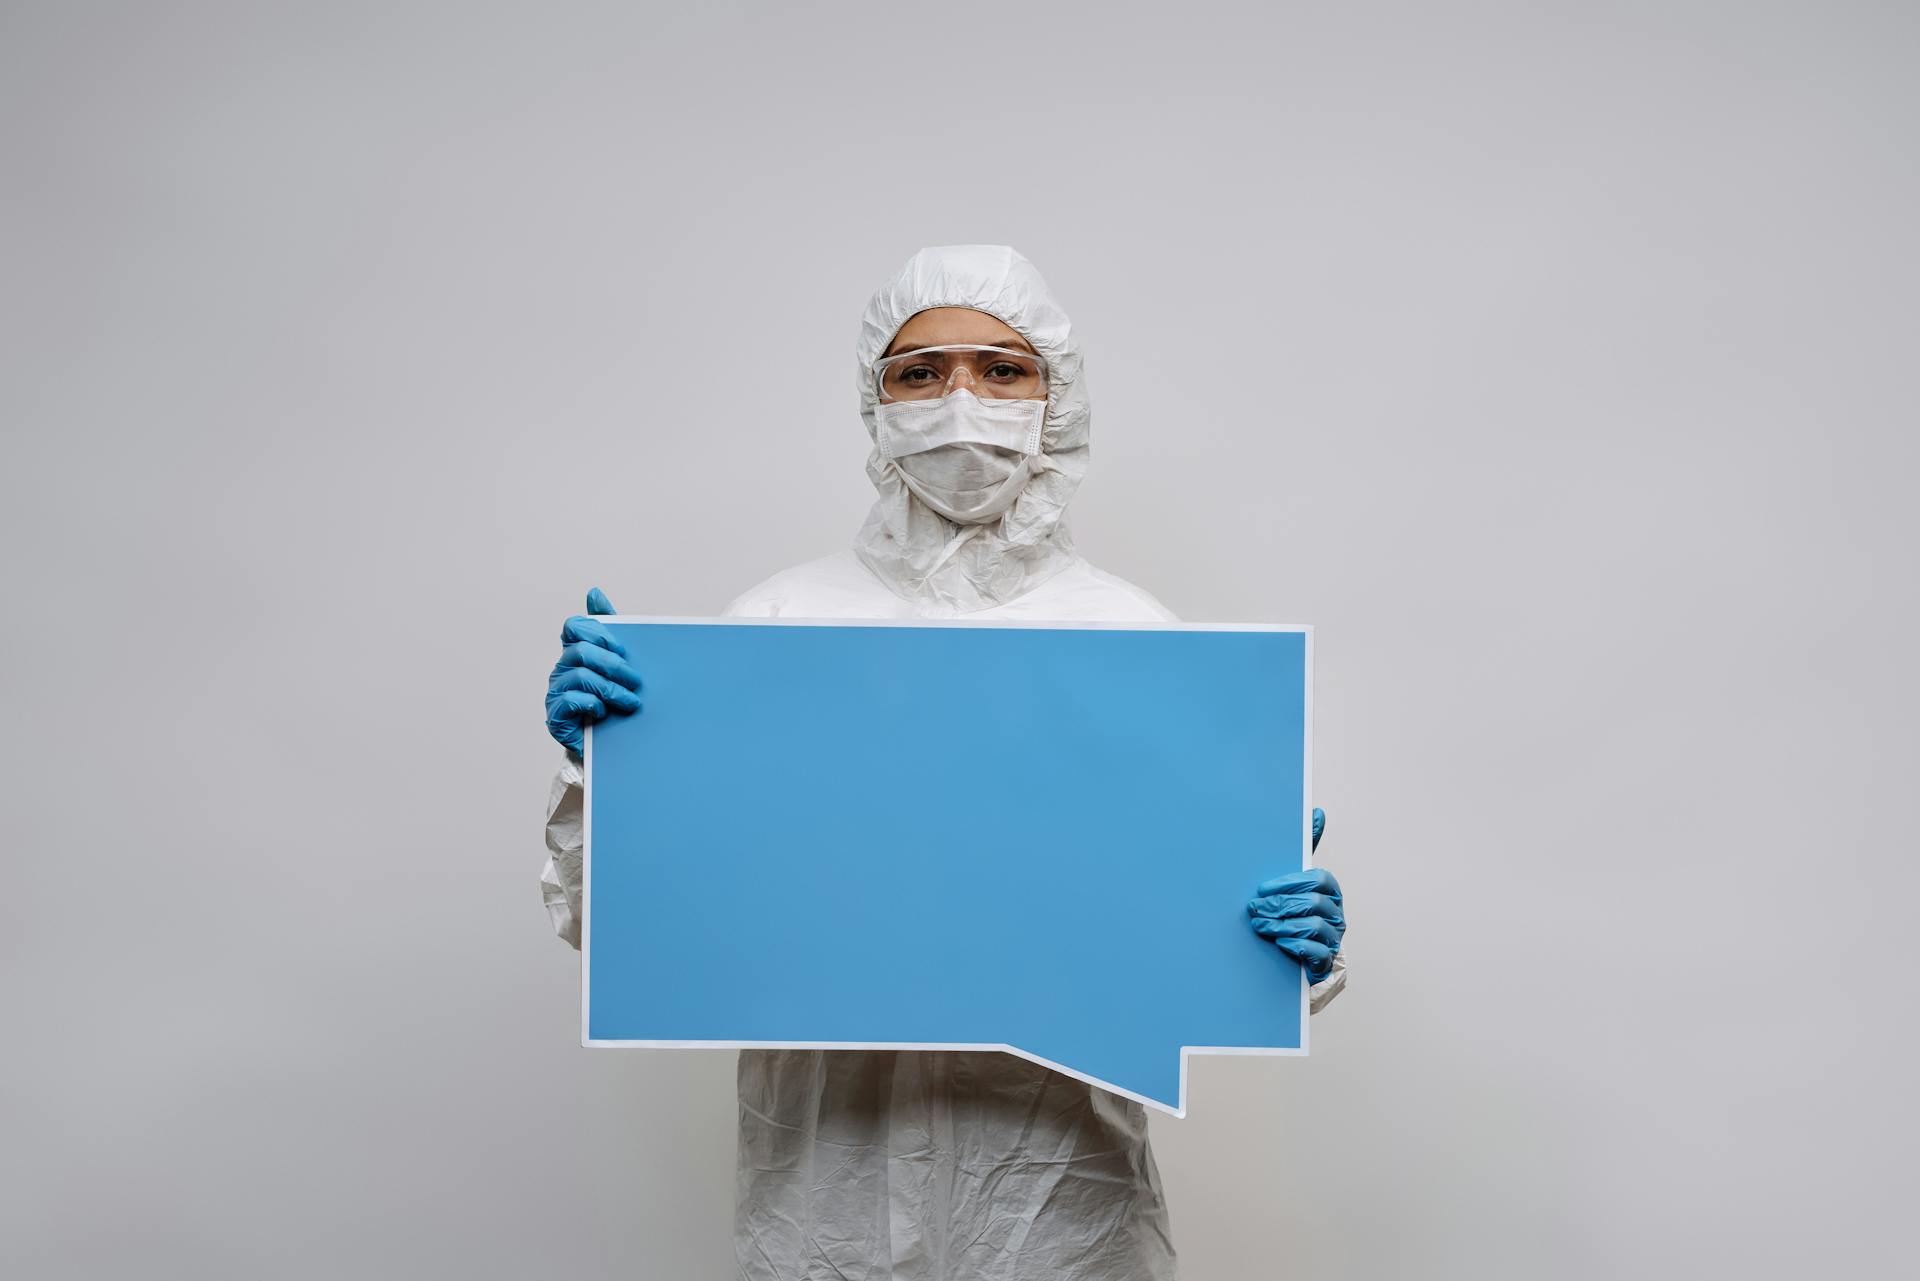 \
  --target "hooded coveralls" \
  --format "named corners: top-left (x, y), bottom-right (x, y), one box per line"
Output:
top-left (541, 245), bottom-right (1346, 1280)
